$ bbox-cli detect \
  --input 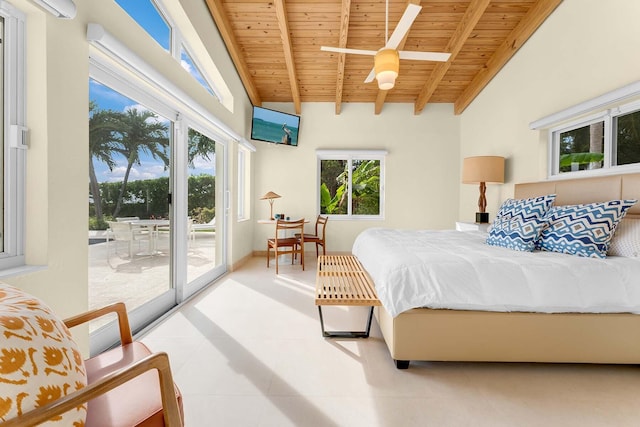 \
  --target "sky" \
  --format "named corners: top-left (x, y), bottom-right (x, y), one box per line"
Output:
top-left (254, 106), bottom-right (300, 130)
top-left (90, 1), bottom-right (215, 184)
